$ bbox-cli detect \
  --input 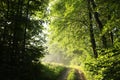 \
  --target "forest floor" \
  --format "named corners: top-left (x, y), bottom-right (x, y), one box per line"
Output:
top-left (57, 68), bottom-right (86, 80)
